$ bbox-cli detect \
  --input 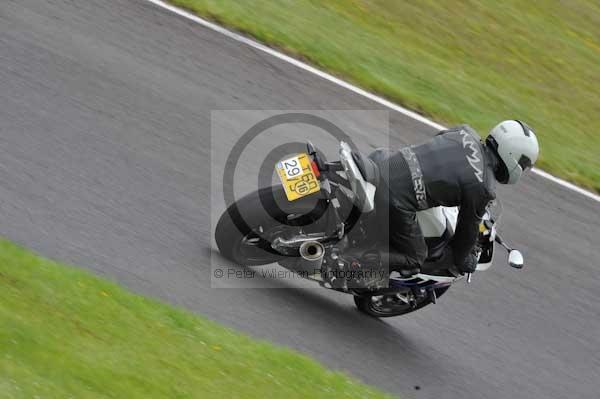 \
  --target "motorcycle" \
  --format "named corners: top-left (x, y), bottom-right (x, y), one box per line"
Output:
top-left (215, 141), bottom-right (524, 317)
